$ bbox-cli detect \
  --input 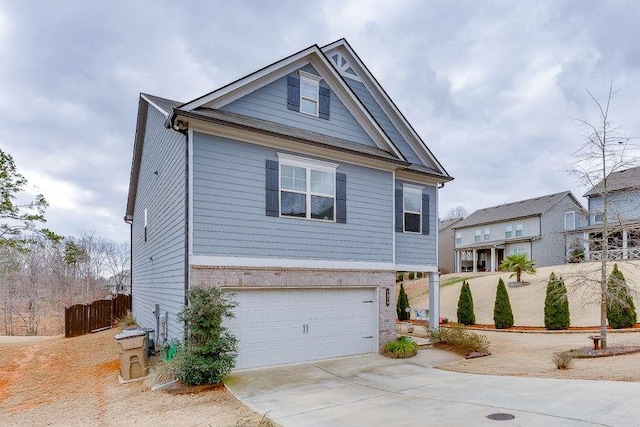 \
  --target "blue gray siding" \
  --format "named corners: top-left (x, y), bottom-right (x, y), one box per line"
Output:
top-left (221, 64), bottom-right (376, 148)
top-left (395, 180), bottom-right (437, 266)
top-left (588, 190), bottom-right (640, 224)
top-left (532, 194), bottom-right (586, 267)
top-left (131, 104), bottom-right (186, 342)
top-left (344, 79), bottom-right (423, 165)
top-left (192, 132), bottom-right (393, 262)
